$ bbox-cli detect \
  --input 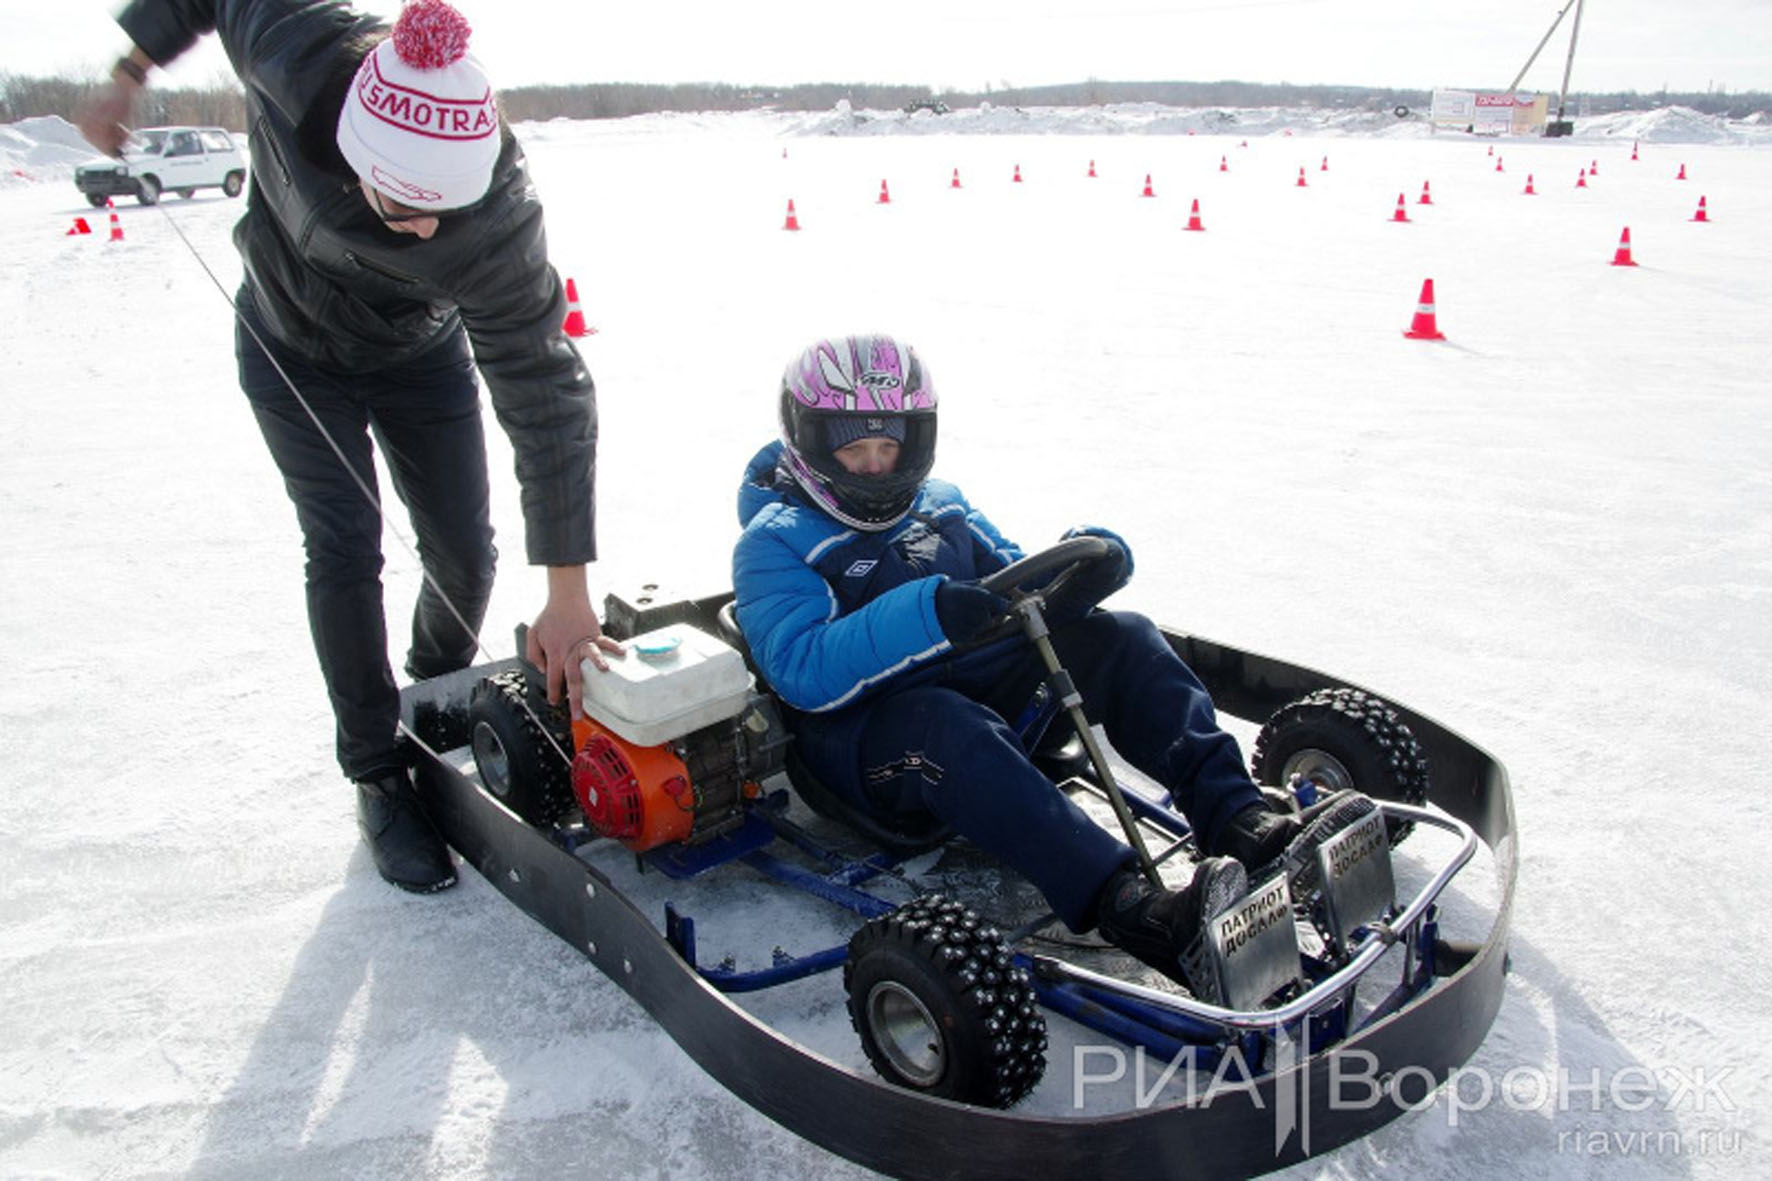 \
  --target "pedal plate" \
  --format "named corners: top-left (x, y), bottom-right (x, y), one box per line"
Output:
top-left (1315, 806), bottom-right (1396, 950)
top-left (1206, 877), bottom-right (1302, 1010)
